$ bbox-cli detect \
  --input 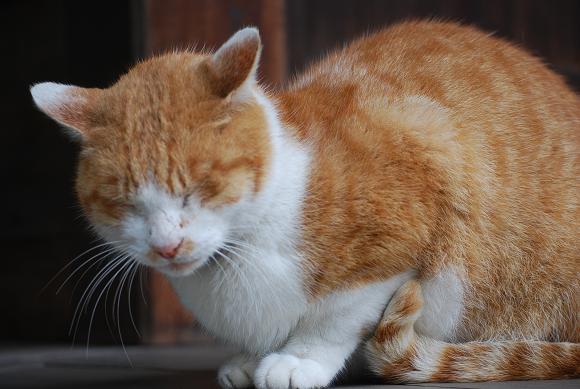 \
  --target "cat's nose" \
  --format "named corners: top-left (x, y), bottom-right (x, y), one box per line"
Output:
top-left (153, 240), bottom-right (183, 260)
